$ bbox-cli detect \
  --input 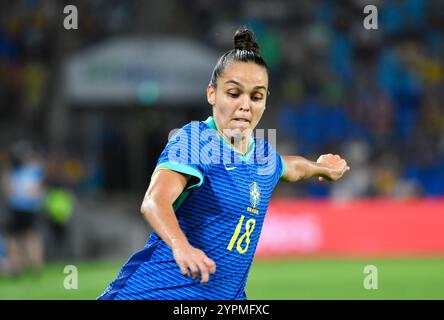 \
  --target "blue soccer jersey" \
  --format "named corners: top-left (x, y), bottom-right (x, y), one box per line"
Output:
top-left (99, 116), bottom-right (285, 300)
